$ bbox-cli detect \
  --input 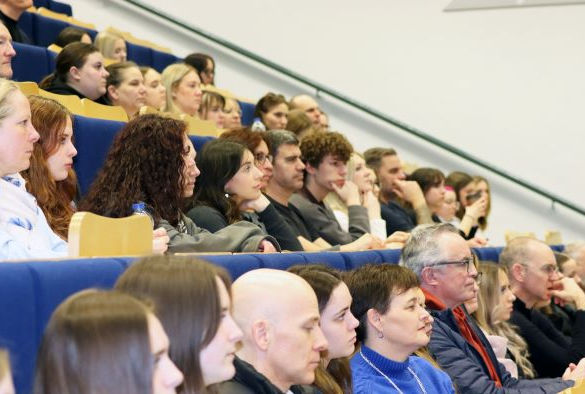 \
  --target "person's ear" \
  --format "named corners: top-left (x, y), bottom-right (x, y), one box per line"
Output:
top-left (511, 263), bottom-right (525, 283)
top-left (107, 85), bottom-right (119, 101)
top-left (366, 308), bottom-right (383, 334)
top-left (421, 266), bottom-right (439, 286)
top-left (68, 66), bottom-right (82, 82)
top-left (305, 162), bottom-right (317, 176)
top-left (251, 320), bottom-right (270, 351)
